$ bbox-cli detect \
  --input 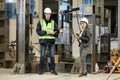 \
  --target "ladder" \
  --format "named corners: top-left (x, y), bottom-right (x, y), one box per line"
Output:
top-left (106, 57), bottom-right (120, 80)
